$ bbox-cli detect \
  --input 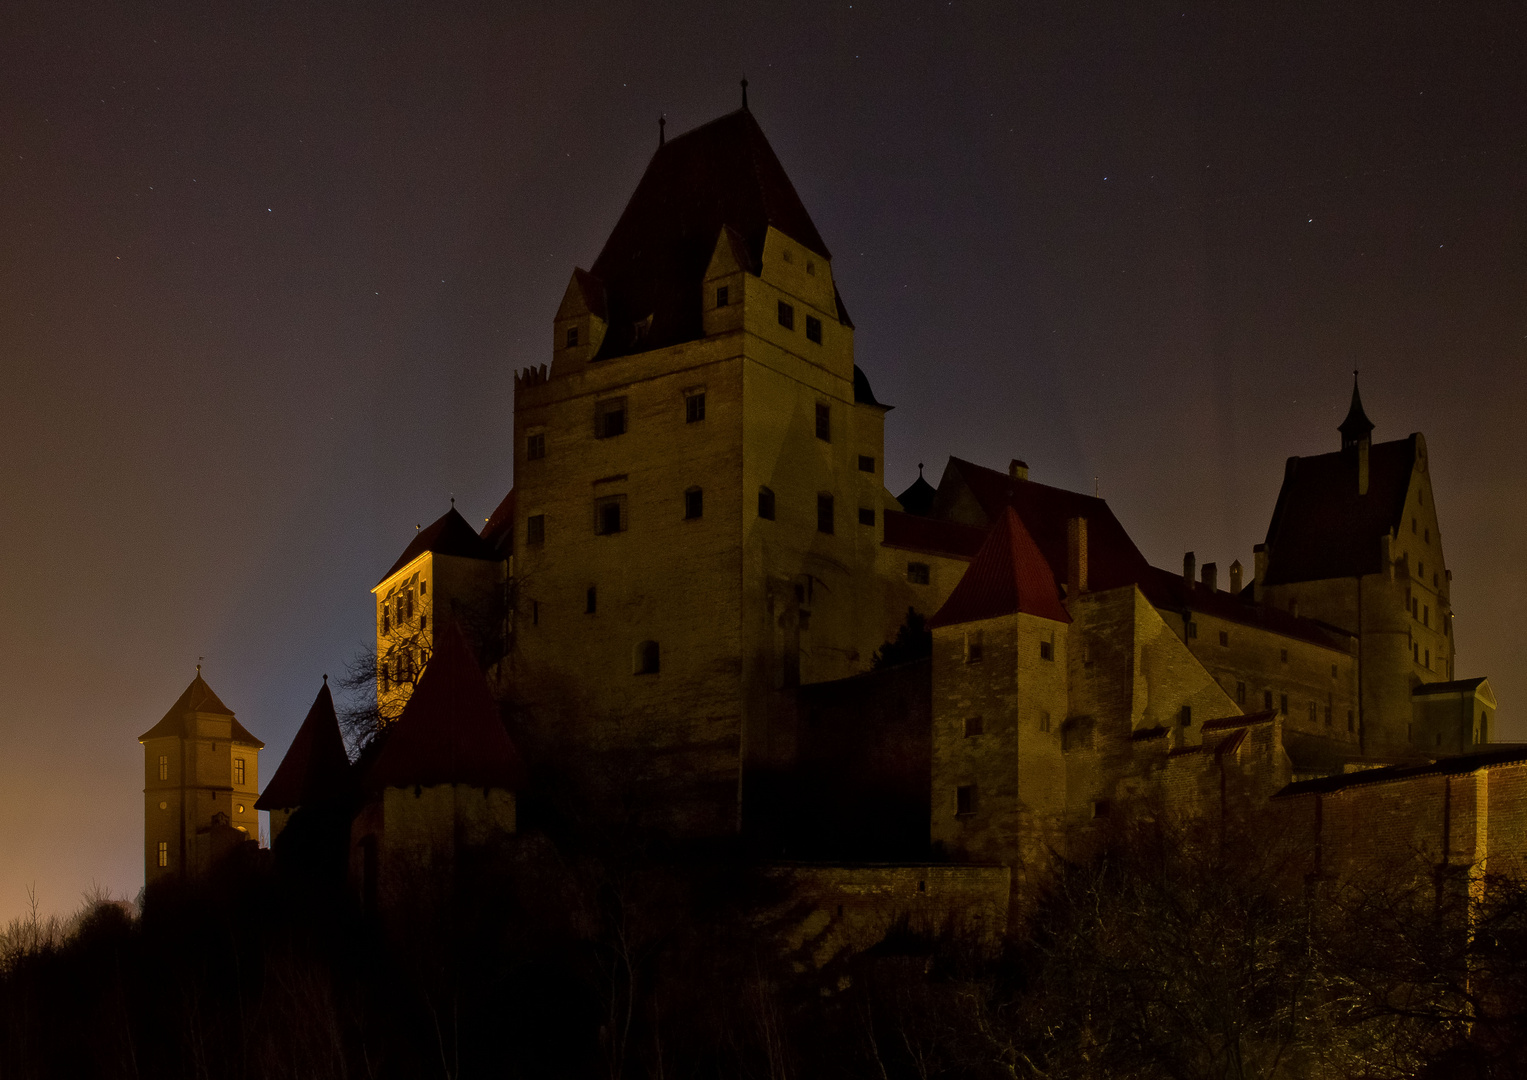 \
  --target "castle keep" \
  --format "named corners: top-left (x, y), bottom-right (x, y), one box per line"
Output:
top-left (142, 103), bottom-right (1514, 930)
